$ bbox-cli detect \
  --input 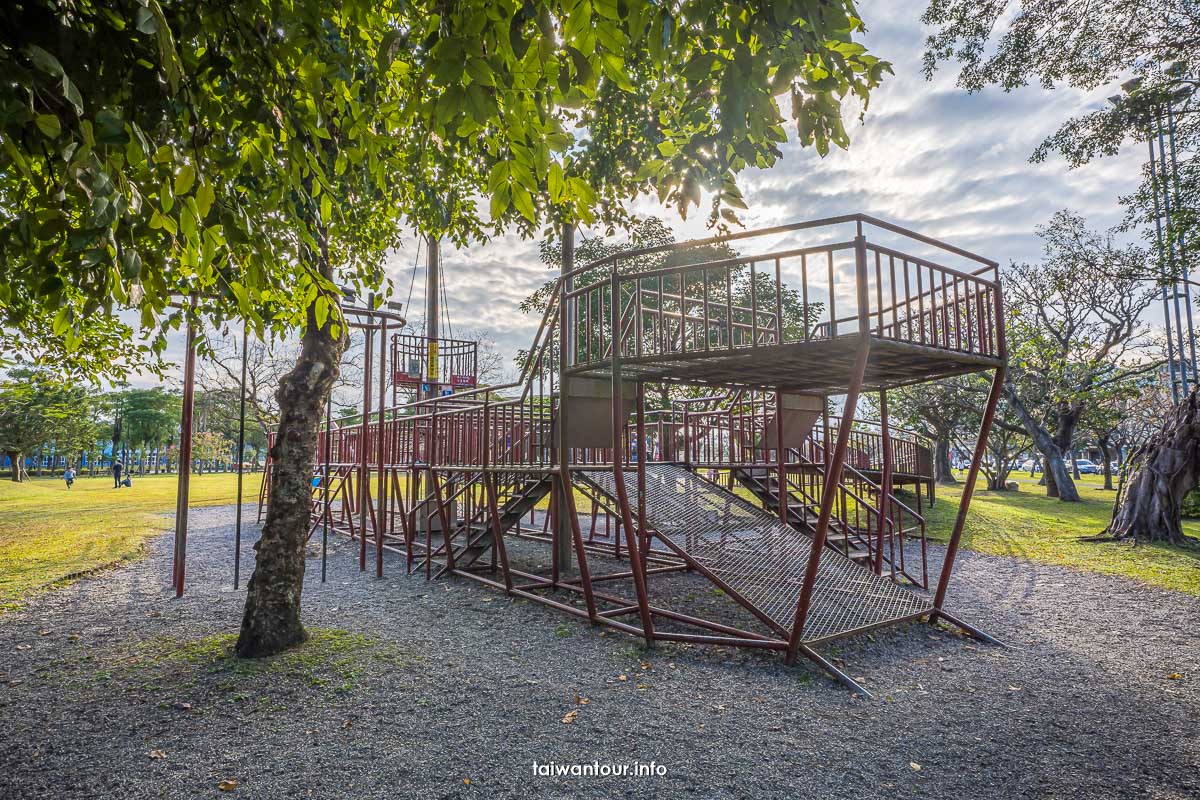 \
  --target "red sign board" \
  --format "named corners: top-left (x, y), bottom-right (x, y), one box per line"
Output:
top-left (450, 374), bottom-right (476, 388)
